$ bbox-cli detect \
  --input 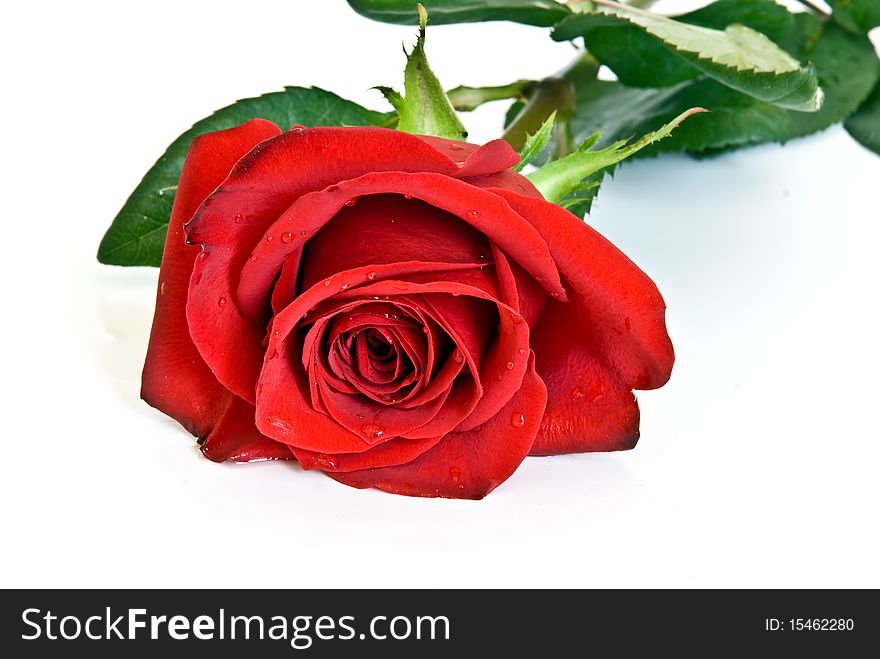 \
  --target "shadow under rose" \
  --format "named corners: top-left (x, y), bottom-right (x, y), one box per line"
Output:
top-left (80, 263), bottom-right (158, 409)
